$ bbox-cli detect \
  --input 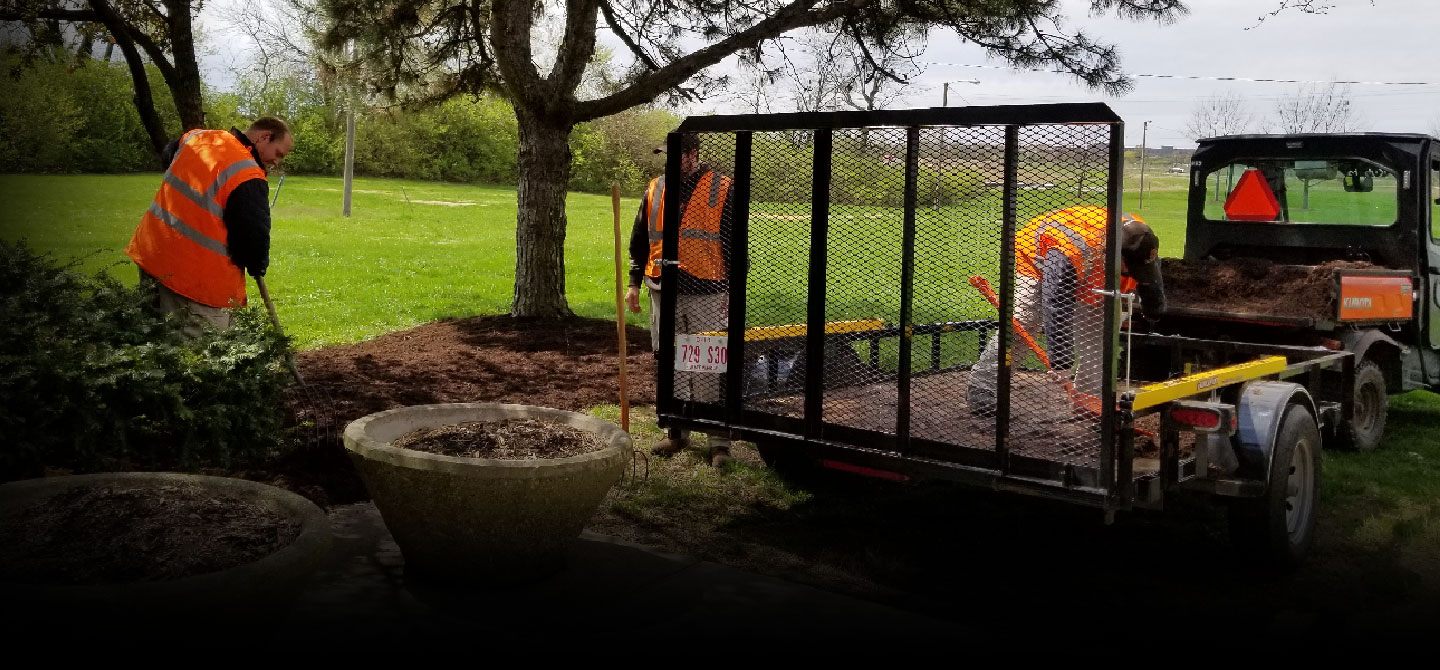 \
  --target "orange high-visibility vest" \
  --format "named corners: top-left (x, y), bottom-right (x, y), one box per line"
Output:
top-left (642, 171), bottom-right (732, 281)
top-left (125, 129), bottom-right (266, 308)
top-left (1015, 206), bottom-right (1139, 306)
